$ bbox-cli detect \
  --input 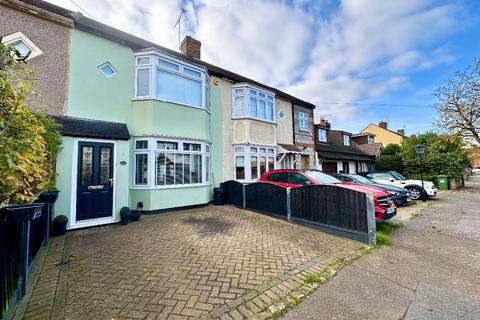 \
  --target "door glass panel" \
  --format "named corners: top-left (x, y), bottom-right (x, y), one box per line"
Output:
top-left (100, 148), bottom-right (111, 184)
top-left (81, 146), bottom-right (93, 185)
